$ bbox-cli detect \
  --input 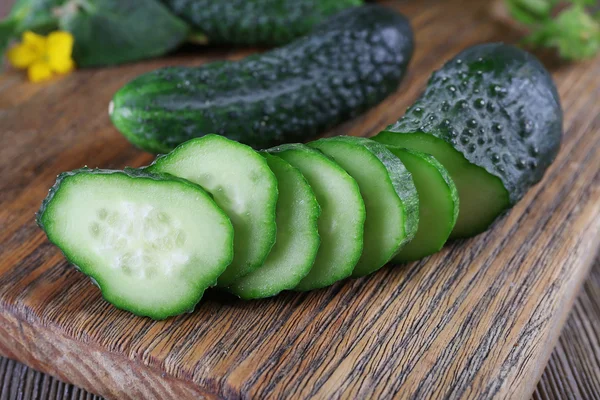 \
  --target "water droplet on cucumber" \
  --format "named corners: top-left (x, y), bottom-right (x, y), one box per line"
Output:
top-left (521, 119), bottom-right (534, 136)
top-left (530, 146), bottom-right (540, 156)
top-left (529, 160), bottom-right (538, 169)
